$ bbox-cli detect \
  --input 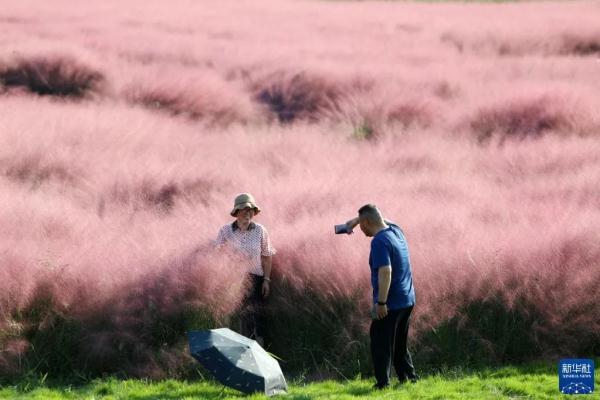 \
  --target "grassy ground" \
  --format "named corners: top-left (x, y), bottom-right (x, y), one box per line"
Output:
top-left (1, 363), bottom-right (598, 399)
